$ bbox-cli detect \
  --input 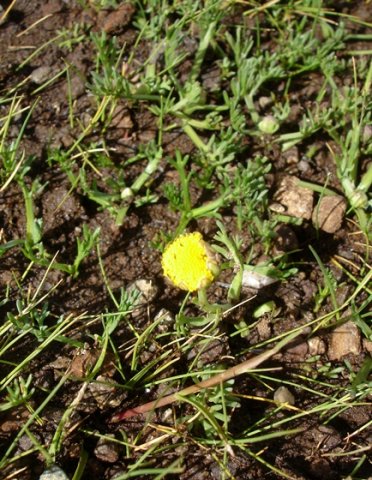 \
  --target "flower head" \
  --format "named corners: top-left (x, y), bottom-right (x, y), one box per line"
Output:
top-left (161, 232), bottom-right (219, 292)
